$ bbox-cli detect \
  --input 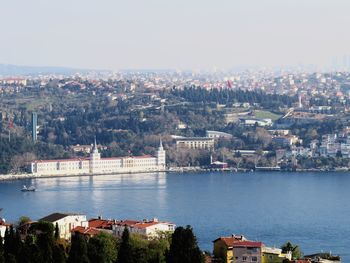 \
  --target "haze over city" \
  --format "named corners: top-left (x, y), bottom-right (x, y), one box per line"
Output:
top-left (1, 0), bottom-right (350, 71)
top-left (1, 1), bottom-right (350, 262)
